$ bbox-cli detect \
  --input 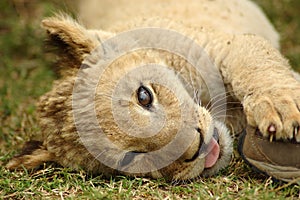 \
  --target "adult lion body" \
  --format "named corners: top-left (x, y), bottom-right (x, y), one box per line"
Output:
top-left (7, 0), bottom-right (300, 181)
